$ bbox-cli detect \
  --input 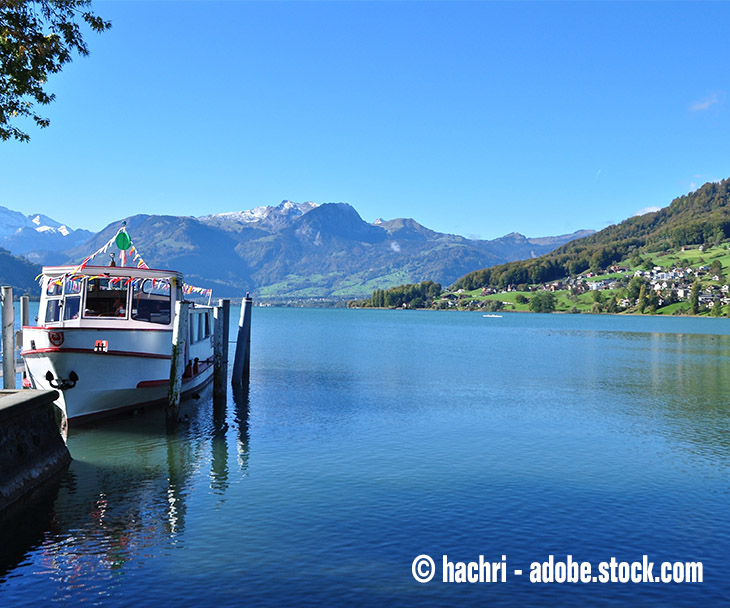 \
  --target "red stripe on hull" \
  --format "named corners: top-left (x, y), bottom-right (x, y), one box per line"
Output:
top-left (136, 360), bottom-right (213, 388)
top-left (21, 347), bottom-right (171, 360)
top-left (22, 326), bottom-right (172, 333)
